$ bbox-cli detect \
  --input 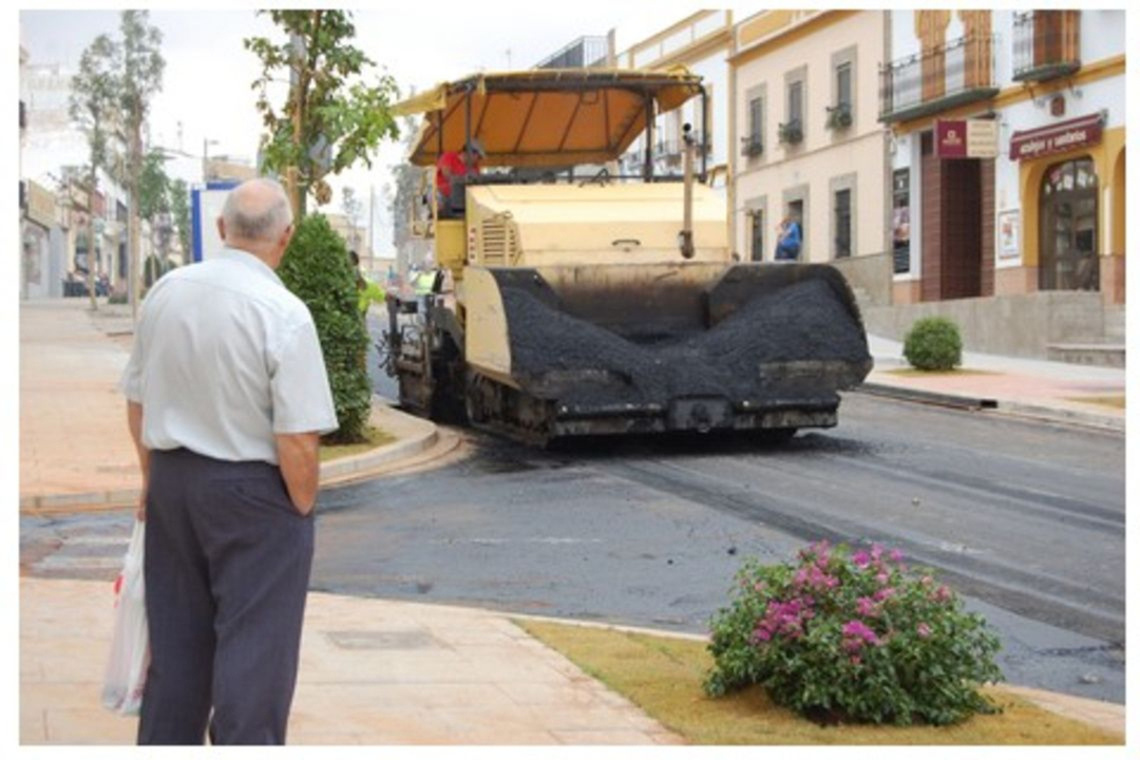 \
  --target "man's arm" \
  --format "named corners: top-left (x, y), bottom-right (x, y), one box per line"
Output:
top-left (127, 401), bottom-right (150, 521)
top-left (276, 432), bottom-right (321, 516)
